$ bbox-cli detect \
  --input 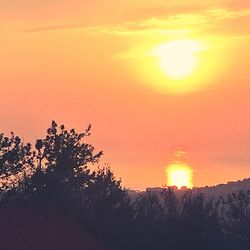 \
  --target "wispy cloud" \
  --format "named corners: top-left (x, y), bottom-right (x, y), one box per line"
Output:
top-left (90, 8), bottom-right (250, 37)
top-left (23, 6), bottom-right (250, 39)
